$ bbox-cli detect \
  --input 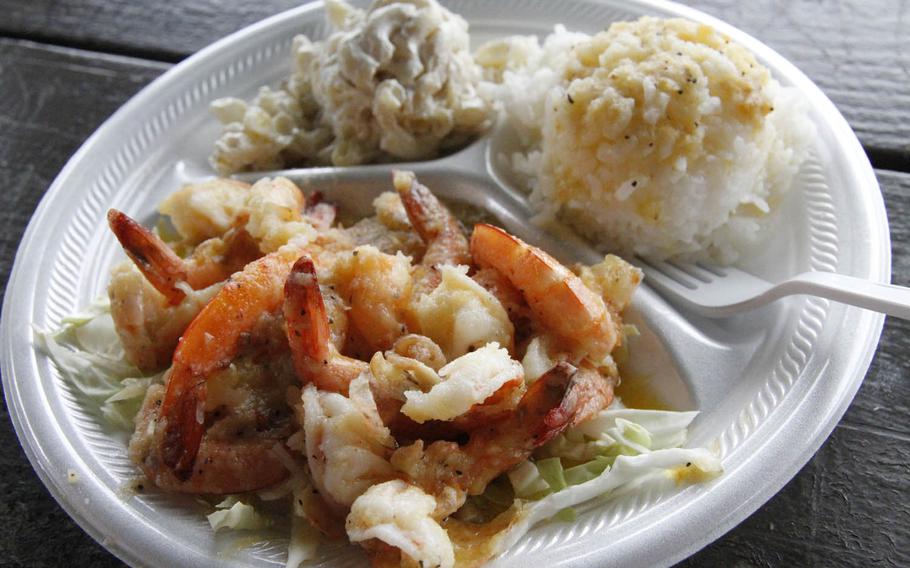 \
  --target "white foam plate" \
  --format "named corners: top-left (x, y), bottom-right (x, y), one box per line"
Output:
top-left (0, 1), bottom-right (888, 566)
